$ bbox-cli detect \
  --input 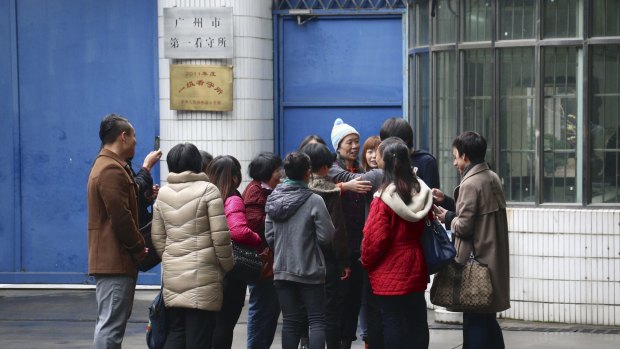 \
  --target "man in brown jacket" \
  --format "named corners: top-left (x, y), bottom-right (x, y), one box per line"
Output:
top-left (88, 114), bottom-right (147, 349)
